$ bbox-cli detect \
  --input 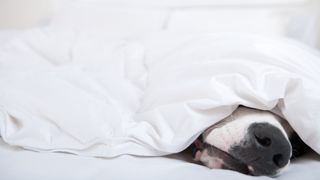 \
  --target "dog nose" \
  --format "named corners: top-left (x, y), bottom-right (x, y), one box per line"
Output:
top-left (253, 126), bottom-right (289, 168)
top-left (249, 123), bottom-right (292, 174)
top-left (230, 122), bottom-right (292, 176)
